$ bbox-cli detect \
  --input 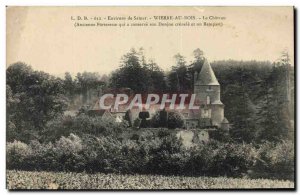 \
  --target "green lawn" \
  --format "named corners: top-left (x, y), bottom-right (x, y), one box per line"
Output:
top-left (7, 170), bottom-right (294, 190)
